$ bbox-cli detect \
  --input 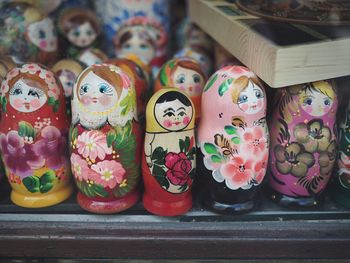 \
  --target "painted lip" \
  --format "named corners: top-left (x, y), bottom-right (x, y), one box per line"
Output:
top-left (251, 104), bottom-right (257, 110)
top-left (91, 97), bottom-right (98, 103)
top-left (24, 102), bottom-right (30, 110)
top-left (173, 121), bottom-right (181, 125)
